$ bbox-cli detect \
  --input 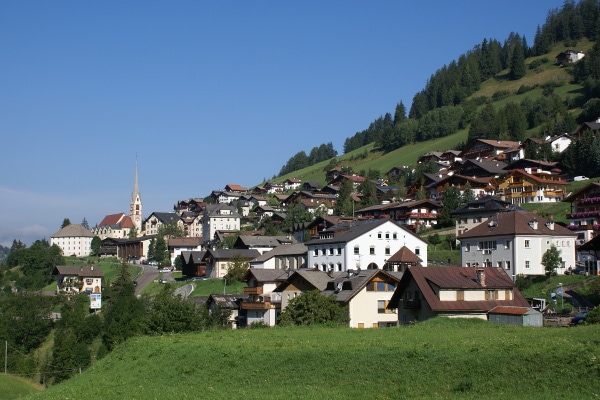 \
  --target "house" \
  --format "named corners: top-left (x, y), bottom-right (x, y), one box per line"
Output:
top-left (458, 210), bottom-right (577, 277)
top-left (143, 212), bottom-right (182, 236)
top-left (503, 158), bottom-right (564, 174)
top-left (452, 195), bottom-right (515, 237)
top-left (100, 235), bottom-right (155, 261)
top-left (426, 174), bottom-right (497, 201)
top-left (556, 49), bottom-right (585, 65)
top-left (173, 198), bottom-right (206, 214)
top-left (299, 198), bottom-right (334, 216)
top-left (224, 184), bottom-right (248, 193)
top-left (305, 218), bottom-right (428, 272)
top-left (355, 199), bottom-right (441, 231)
top-left (321, 268), bottom-right (402, 328)
top-left (202, 204), bottom-right (241, 245)
top-left (563, 182), bottom-right (600, 244)
top-left (240, 268), bottom-right (287, 326)
top-left (497, 169), bottom-right (568, 204)
top-left (385, 166), bottom-right (411, 180)
top-left (290, 215), bottom-right (346, 242)
top-left (210, 190), bottom-right (243, 204)
top-left (249, 243), bottom-right (308, 270)
top-left (53, 265), bottom-right (104, 309)
top-left (488, 306), bottom-right (543, 327)
top-left (460, 139), bottom-right (523, 162)
top-left (303, 181), bottom-right (322, 192)
top-left (328, 174), bottom-right (366, 189)
top-left (204, 249), bottom-right (260, 279)
top-left (206, 294), bottom-right (245, 329)
top-left (168, 237), bottom-right (203, 267)
top-left (180, 250), bottom-right (208, 277)
top-left (450, 159), bottom-right (507, 178)
top-left (387, 266), bottom-right (530, 323)
top-left (384, 245), bottom-right (422, 273)
top-left (325, 168), bottom-right (342, 182)
top-left (92, 212), bottom-right (135, 240)
top-left (283, 178), bottom-right (302, 191)
top-left (234, 235), bottom-right (296, 255)
top-left (264, 181), bottom-right (285, 194)
top-left (573, 235), bottom-right (600, 276)
top-left (50, 224), bottom-right (95, 257)
top-left (272, 269), bottom-right (332, 311)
